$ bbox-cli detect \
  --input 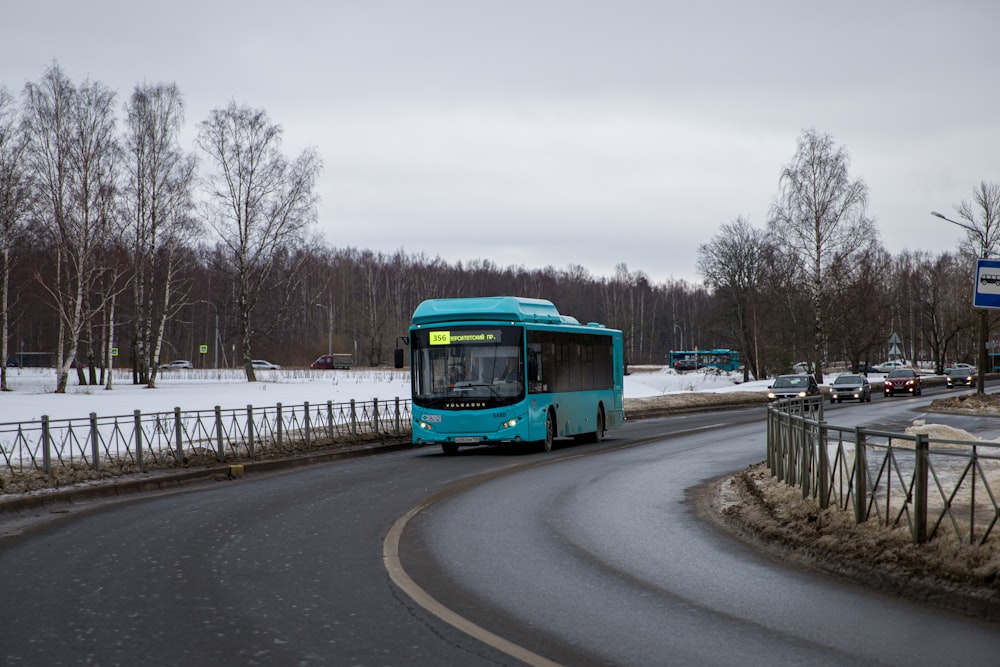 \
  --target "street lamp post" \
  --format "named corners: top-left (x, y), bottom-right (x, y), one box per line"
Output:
top-left (199, 300), bottom-right (219, 370)
top-left (314, 303), bottom-right (333, 356)
top-left (931, 211), bottom-right (989, 393)
top-left (674, 323), bottom-right (684, 352)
